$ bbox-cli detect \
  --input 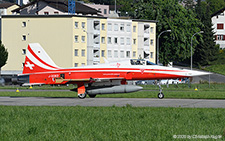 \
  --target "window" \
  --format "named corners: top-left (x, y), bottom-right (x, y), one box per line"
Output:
top-left (101, 50), bottom-right (105, 57)
top-left (82, 22), bottom-right (85, 29)
top-left (22, 35), bottom-right (26, 41)
top-left (22, 22), bottom-right (26, 27)
top-left (74, 63), bottom-right (78, 67)
top-left (108, 23), bottom-right (112, 31)
top-left (75, 35), bottom-right (78, 42)
top-left (127, 24), bottom-right (131, 32)
top-left (126, 38), bottom-right (130, 45)
top-left (120, 50), bottom-right (124, 58)
top-left (133, 39), bottom-right (136, 45)
top-left (44, 12), bottom-right (49, 15)
top-left (82, 36), bottom-right (85, 42)
top-left (108, 50), bottom-right (112, 58)
top-left (102, 23), bottom-right (105, 30)
top-left (150, 52), bottom-right (153, 58)
top-left (217, 24), bottom-right (224, 29)
top-left (54, 12), bottom-right (59, 14)
top-left (75, 22), bottom-right (78, 28)
top-left (120, 24), bottom-right (124, 31)
top-left (133, 51), bottom-right (136, 57)
top-left (150, 39), bottom-right (154, 45)
top-left (150, 27), bottom-right (154, 33)
top-left (120, 37), bottom-right (124, 45)
top-left (114, 50), bottom-right (118, 58)
top-left (75, 49), bottom-right (78, 56)
top-left (108, 37), bottom-right (112, 44)
top-left (217, 35), bottom-right (224, 40)
top-left (82, 49), bottom-right (85, 57)
top-left (133, 26), bottom-right (136, 32)
top-left (126, 51), bottom-right (130, 58)
top-left (114, 37), bottom-right (118, 44)
top-left (114, 24), bottom-right (118, 31)
top-left (101, 37), bottom-right (105, 43)
top-left (22, 49), bottom-right (26, 55)
top-left (104, 9), bottom-right (107, 14)
top-left (81, 63), bottom-right (85, 66)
